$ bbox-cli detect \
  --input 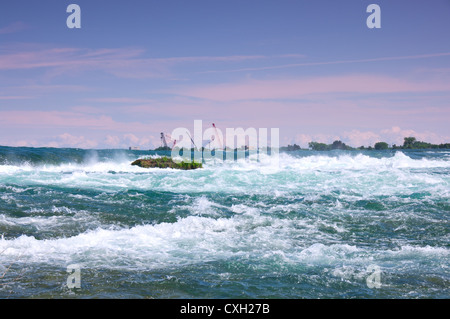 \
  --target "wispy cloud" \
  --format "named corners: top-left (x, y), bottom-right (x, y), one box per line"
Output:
top-left (0, 45), bottom-right (299, 79)
top-left (0, 21), bottom-right (28, 35)
top-left (0, 47), bottom-right (141, 70)
top-left (50, 133), bottom-right (99, 149)
top-left (87, 97), bottom-right (156, 104)
top-left (176, 74), bottom-right (450, 101)
top-left (199, 52), bottom-right (450, 74)
top-left (0, 109), bottom-right (185, 134)
top-left (0, 110), bottom-right (118, 129)
top-left (0, 95), bottom-right (34, 100)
